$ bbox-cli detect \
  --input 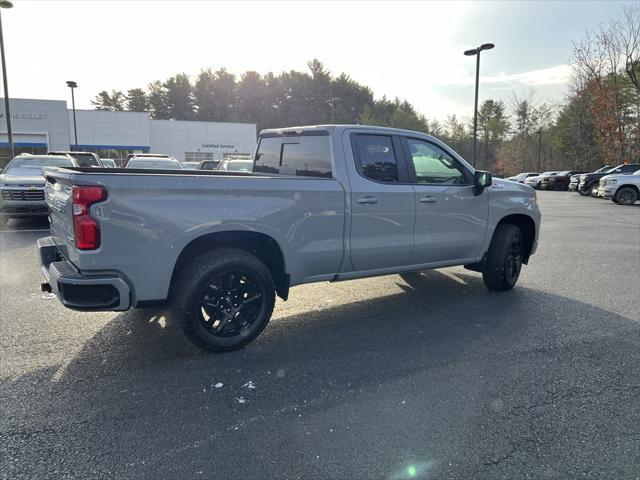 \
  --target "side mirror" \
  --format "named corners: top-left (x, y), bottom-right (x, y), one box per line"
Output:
top-left (473, 170), bottom-right (492, 196)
